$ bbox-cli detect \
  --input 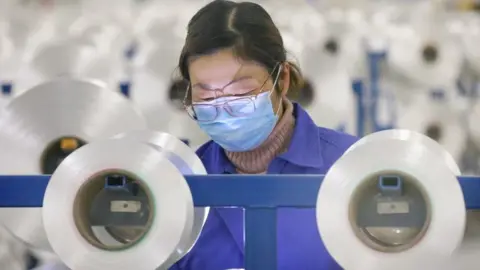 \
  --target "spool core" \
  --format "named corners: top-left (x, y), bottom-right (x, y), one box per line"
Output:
top-left (324, 38), bottom-right (339, 55)
top-left (425, 123), bottom-right (442, 142)
top-left (422, 44), bottom-right (439, 64)
top-left (349, 171), bottom-right (431, 252)
top-left (73, 170), bottom-right (155, 250)
top-left (40, 136), bottom-right (86, 174)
